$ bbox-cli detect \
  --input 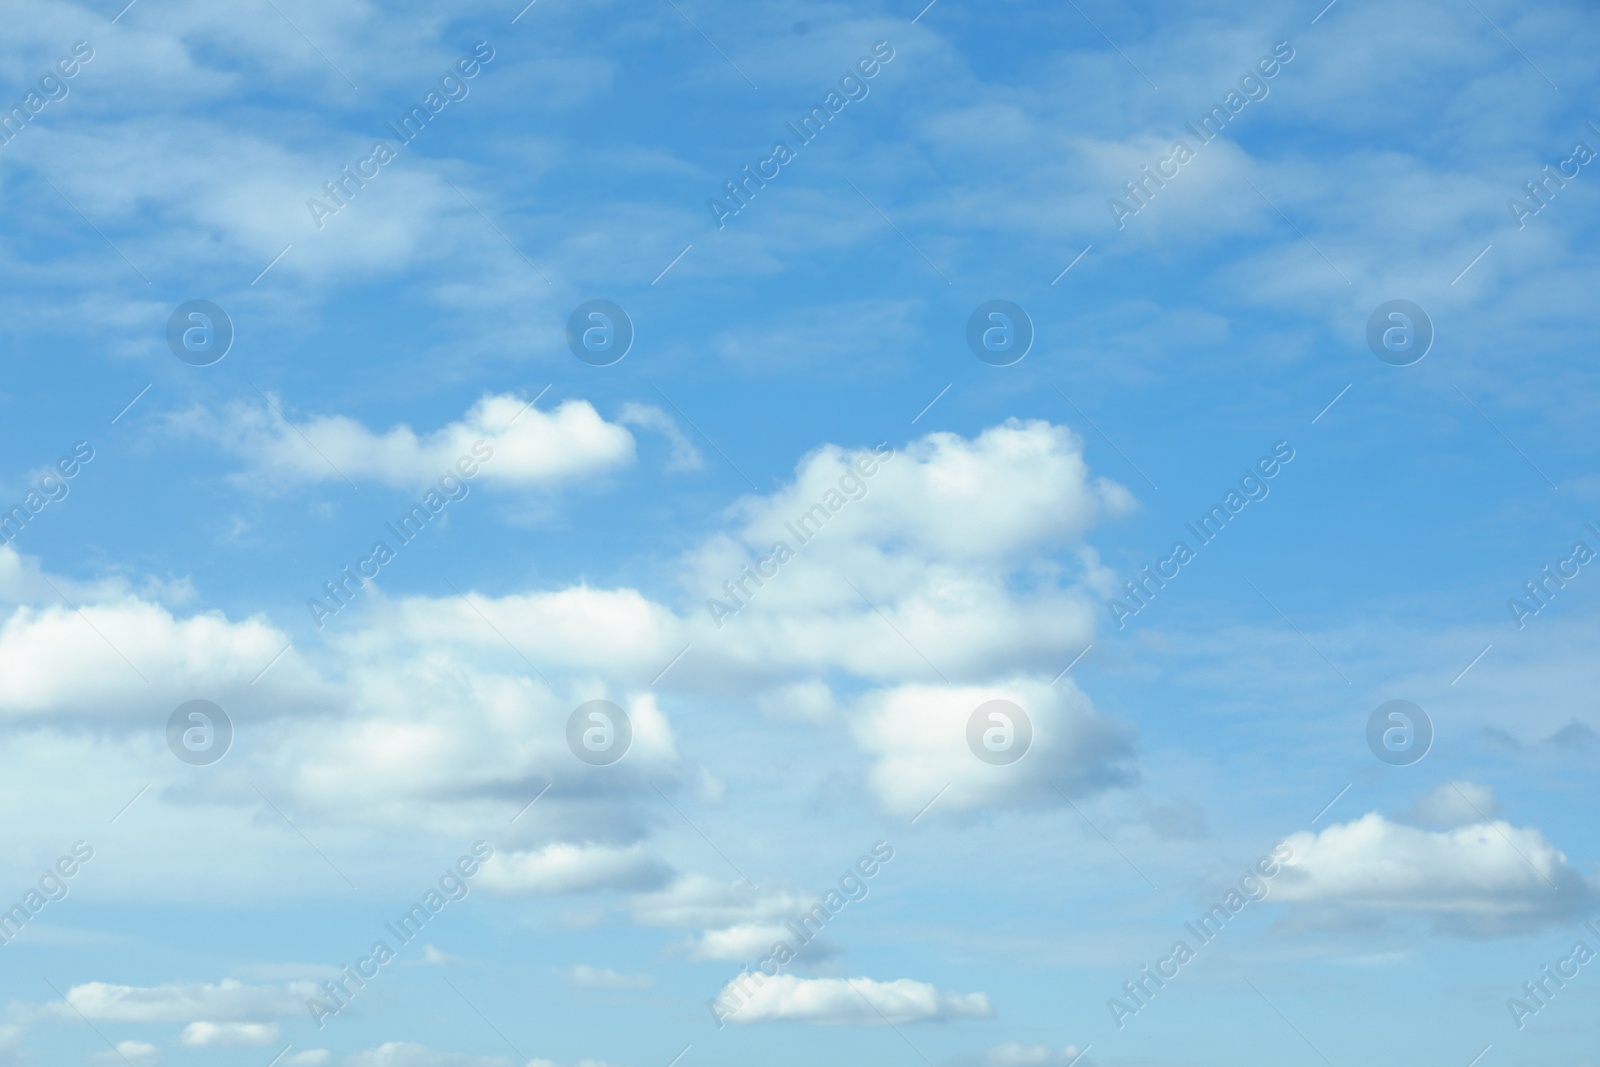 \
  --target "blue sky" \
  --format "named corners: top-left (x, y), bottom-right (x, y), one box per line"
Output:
top-left (1, 0), bottom-right (1599, 1065)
